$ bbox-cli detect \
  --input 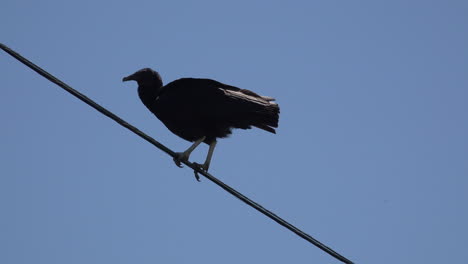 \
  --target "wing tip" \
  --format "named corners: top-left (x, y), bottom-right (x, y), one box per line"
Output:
top-left (261, 96), bottom-right (276, 102)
